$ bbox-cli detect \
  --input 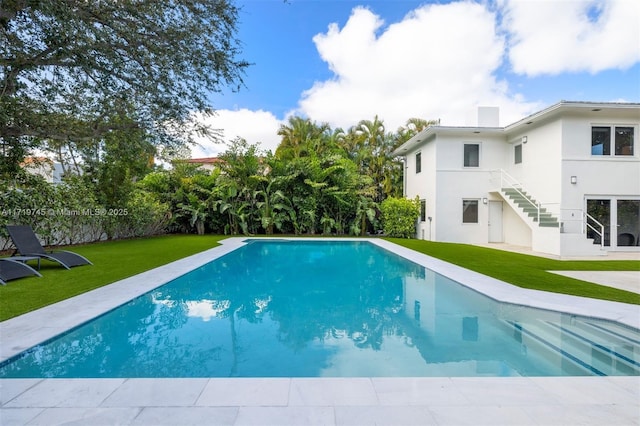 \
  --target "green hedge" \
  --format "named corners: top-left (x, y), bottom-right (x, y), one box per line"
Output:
top-left (381, 196), bottom-right (420, 238)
